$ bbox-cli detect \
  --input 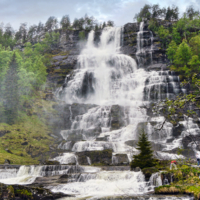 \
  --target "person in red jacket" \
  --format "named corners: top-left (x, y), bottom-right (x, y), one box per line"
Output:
top-left (170, 160), bottom-right (177, 170)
